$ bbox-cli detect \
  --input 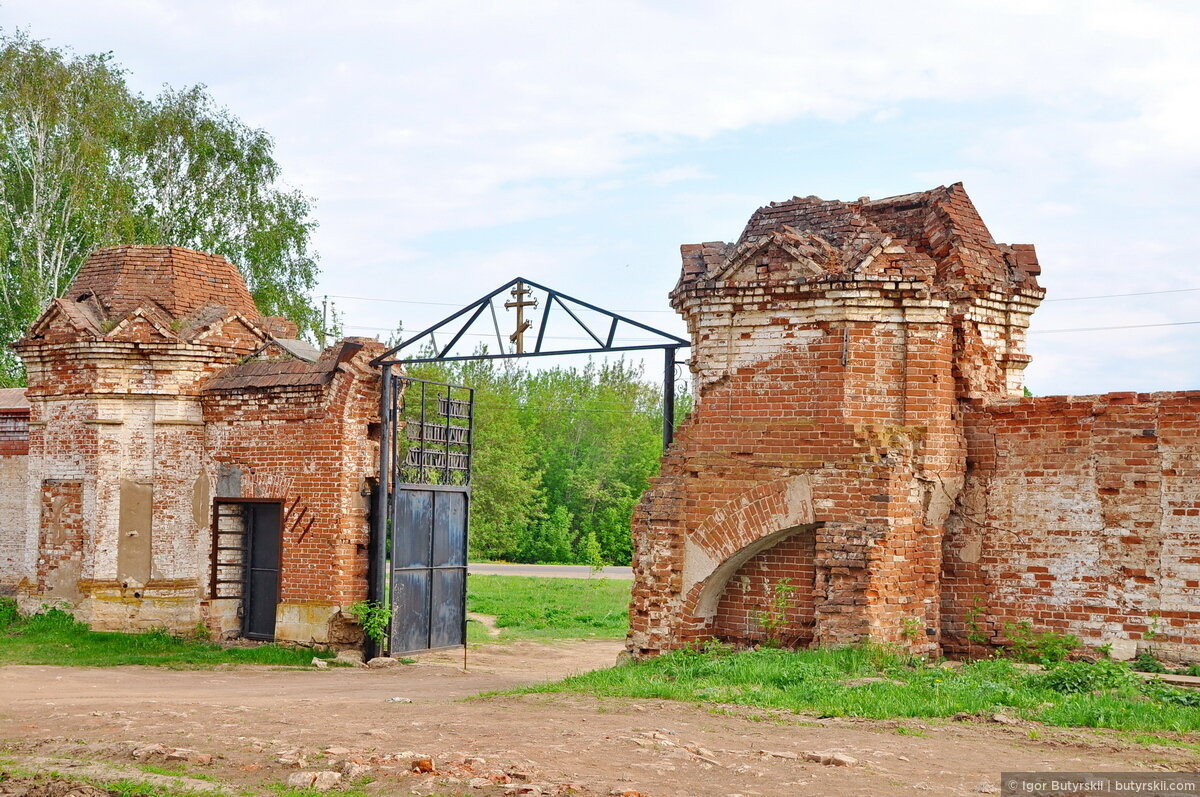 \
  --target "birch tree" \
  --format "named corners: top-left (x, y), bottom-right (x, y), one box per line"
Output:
top-left (0, 31), bottom-right (133, 383)
top-left (0, 31), bottom-right (321, 385)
